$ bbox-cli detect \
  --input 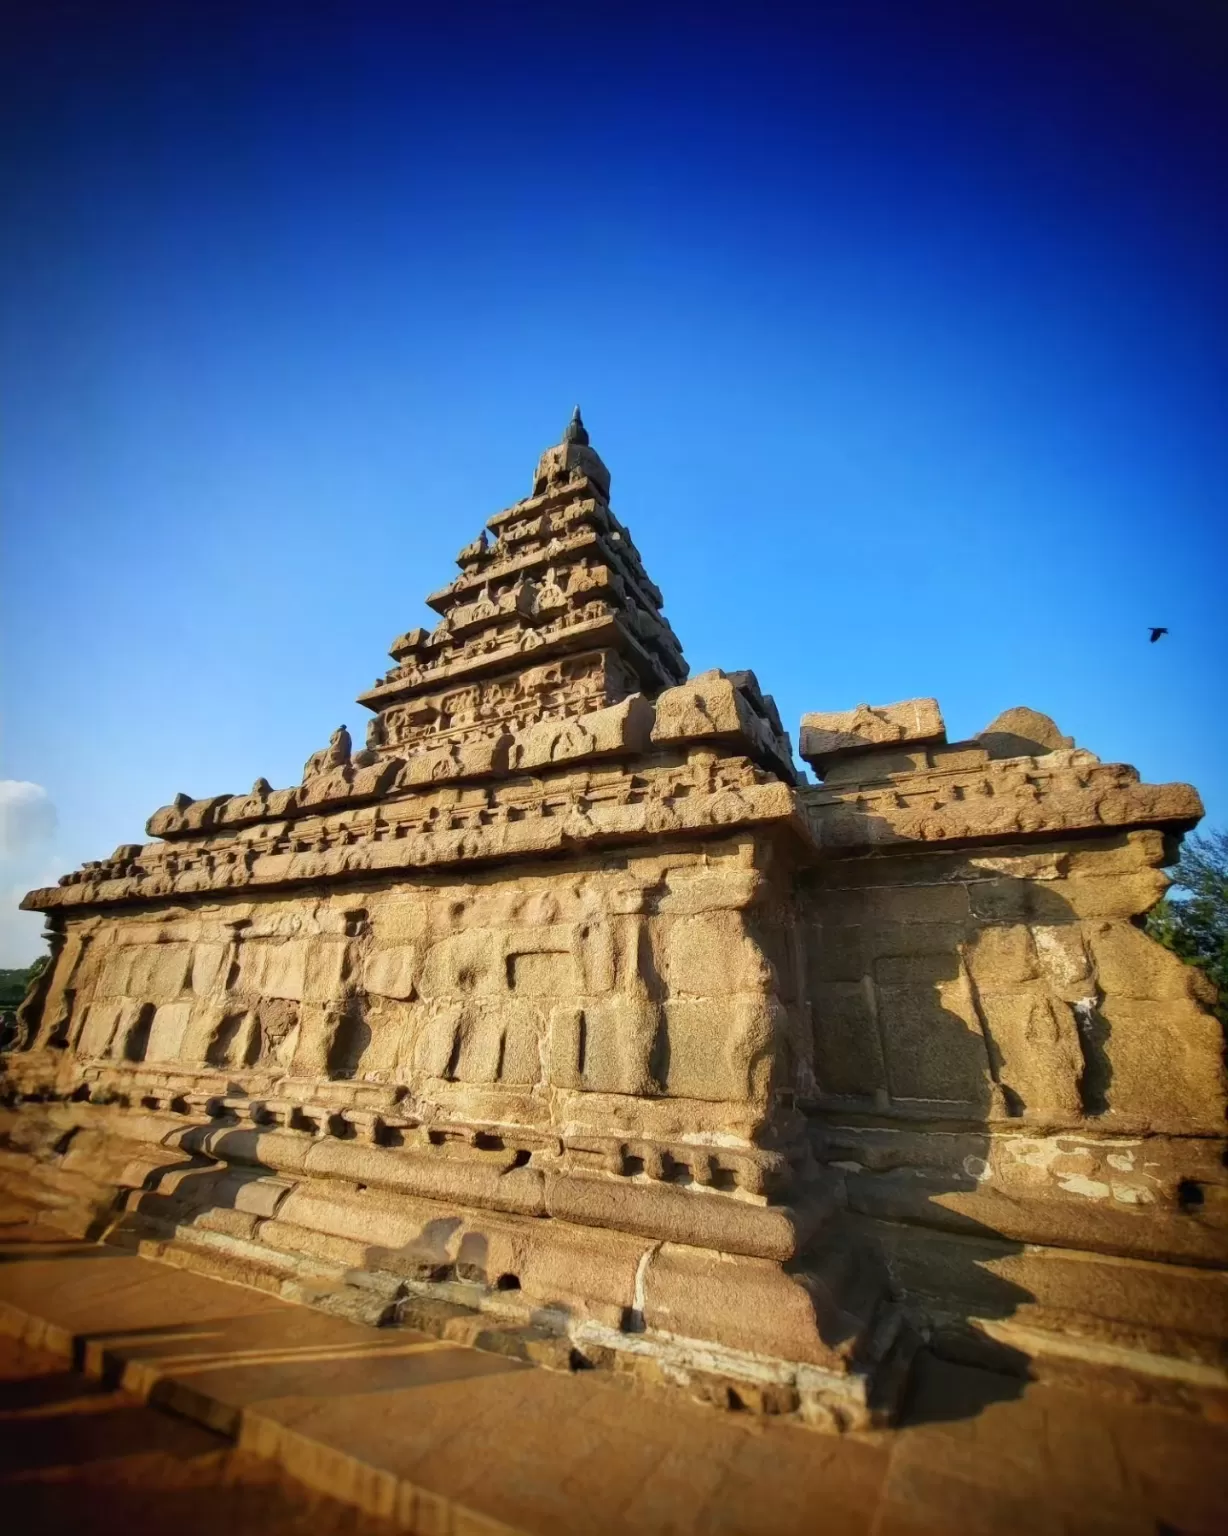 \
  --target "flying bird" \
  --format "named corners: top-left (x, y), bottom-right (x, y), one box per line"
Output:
top-left (1149, 627), bottom-right (1169, 643)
